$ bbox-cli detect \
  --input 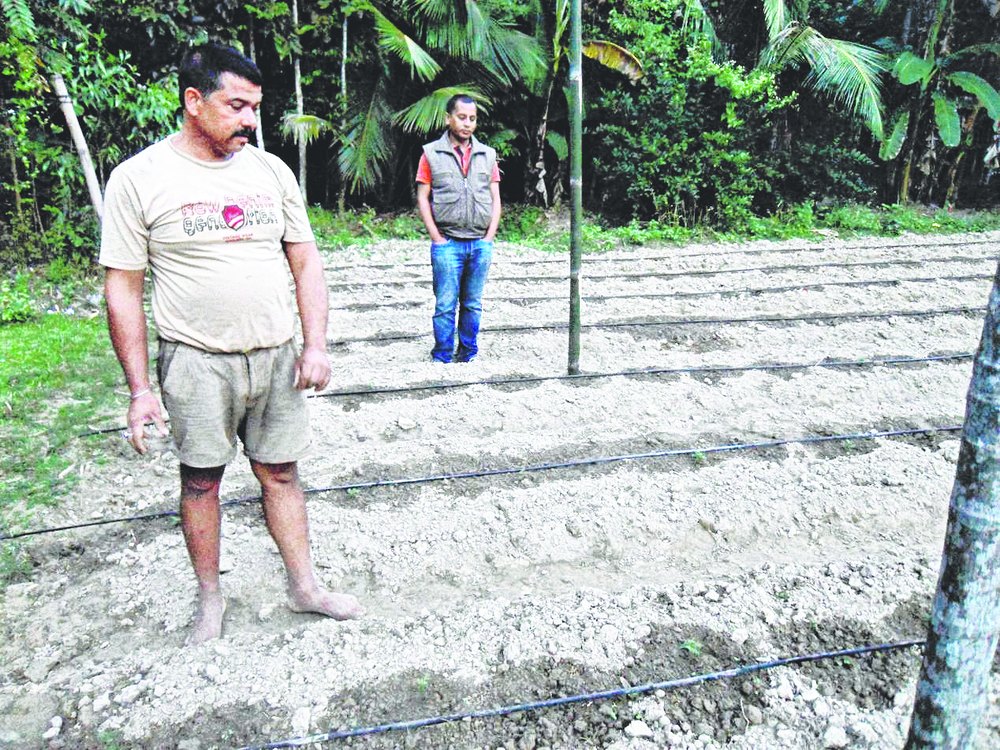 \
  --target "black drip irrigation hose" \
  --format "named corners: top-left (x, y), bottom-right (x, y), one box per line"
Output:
top-left (326, 254), bottom-right (996, 290)
top-left (332, 305), bottom-right (985, 345)
top-left (314, 353), bottom-right (974, 400)
top-left (238, 638), bottom-right (926, 748)
top-left (2, 425), bottom-right (962, 541)
top-left (77, 353), bottom-right (974, 438)
top-left (321, 235), bottom-right (998, 271)
top-left (342, 271), bottom-right (993, 311)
